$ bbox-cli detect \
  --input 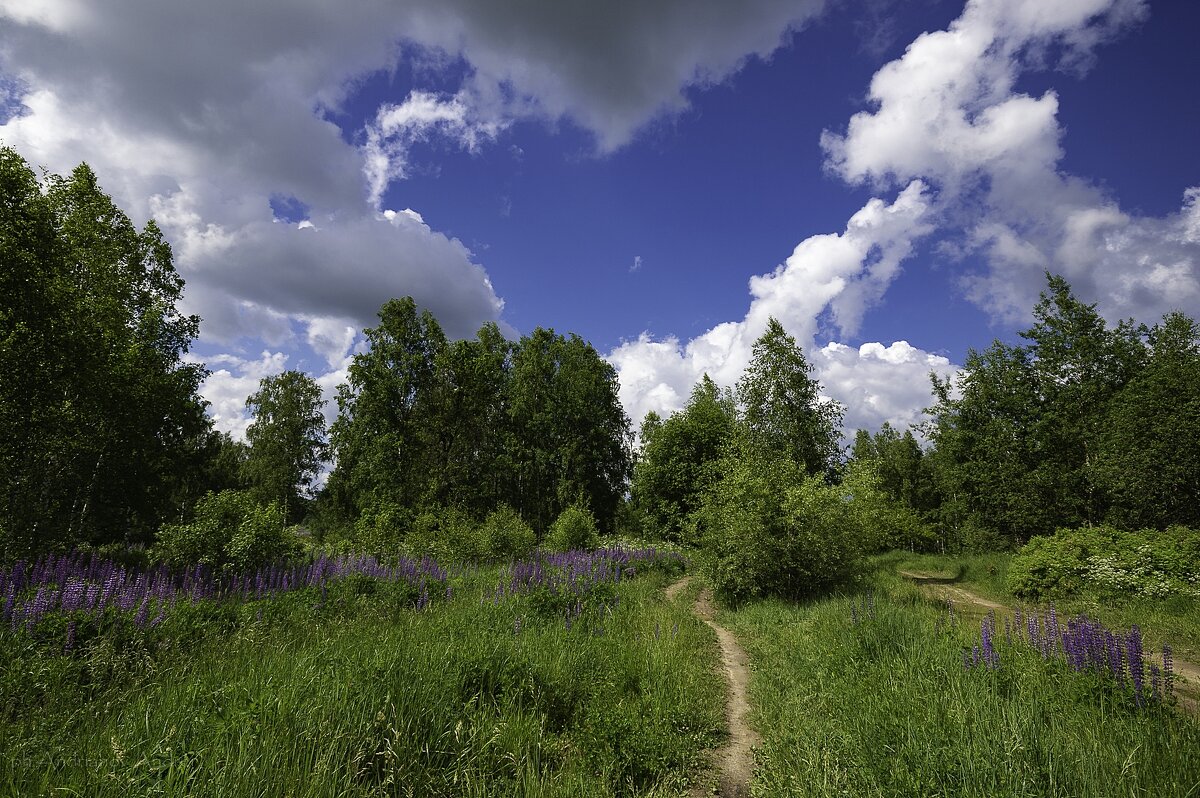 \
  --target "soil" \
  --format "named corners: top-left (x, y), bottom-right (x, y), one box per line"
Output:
top-left (899, 571), bottom-right (1200, 714)
top-left (667, 576), bottom-right (759, 798)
